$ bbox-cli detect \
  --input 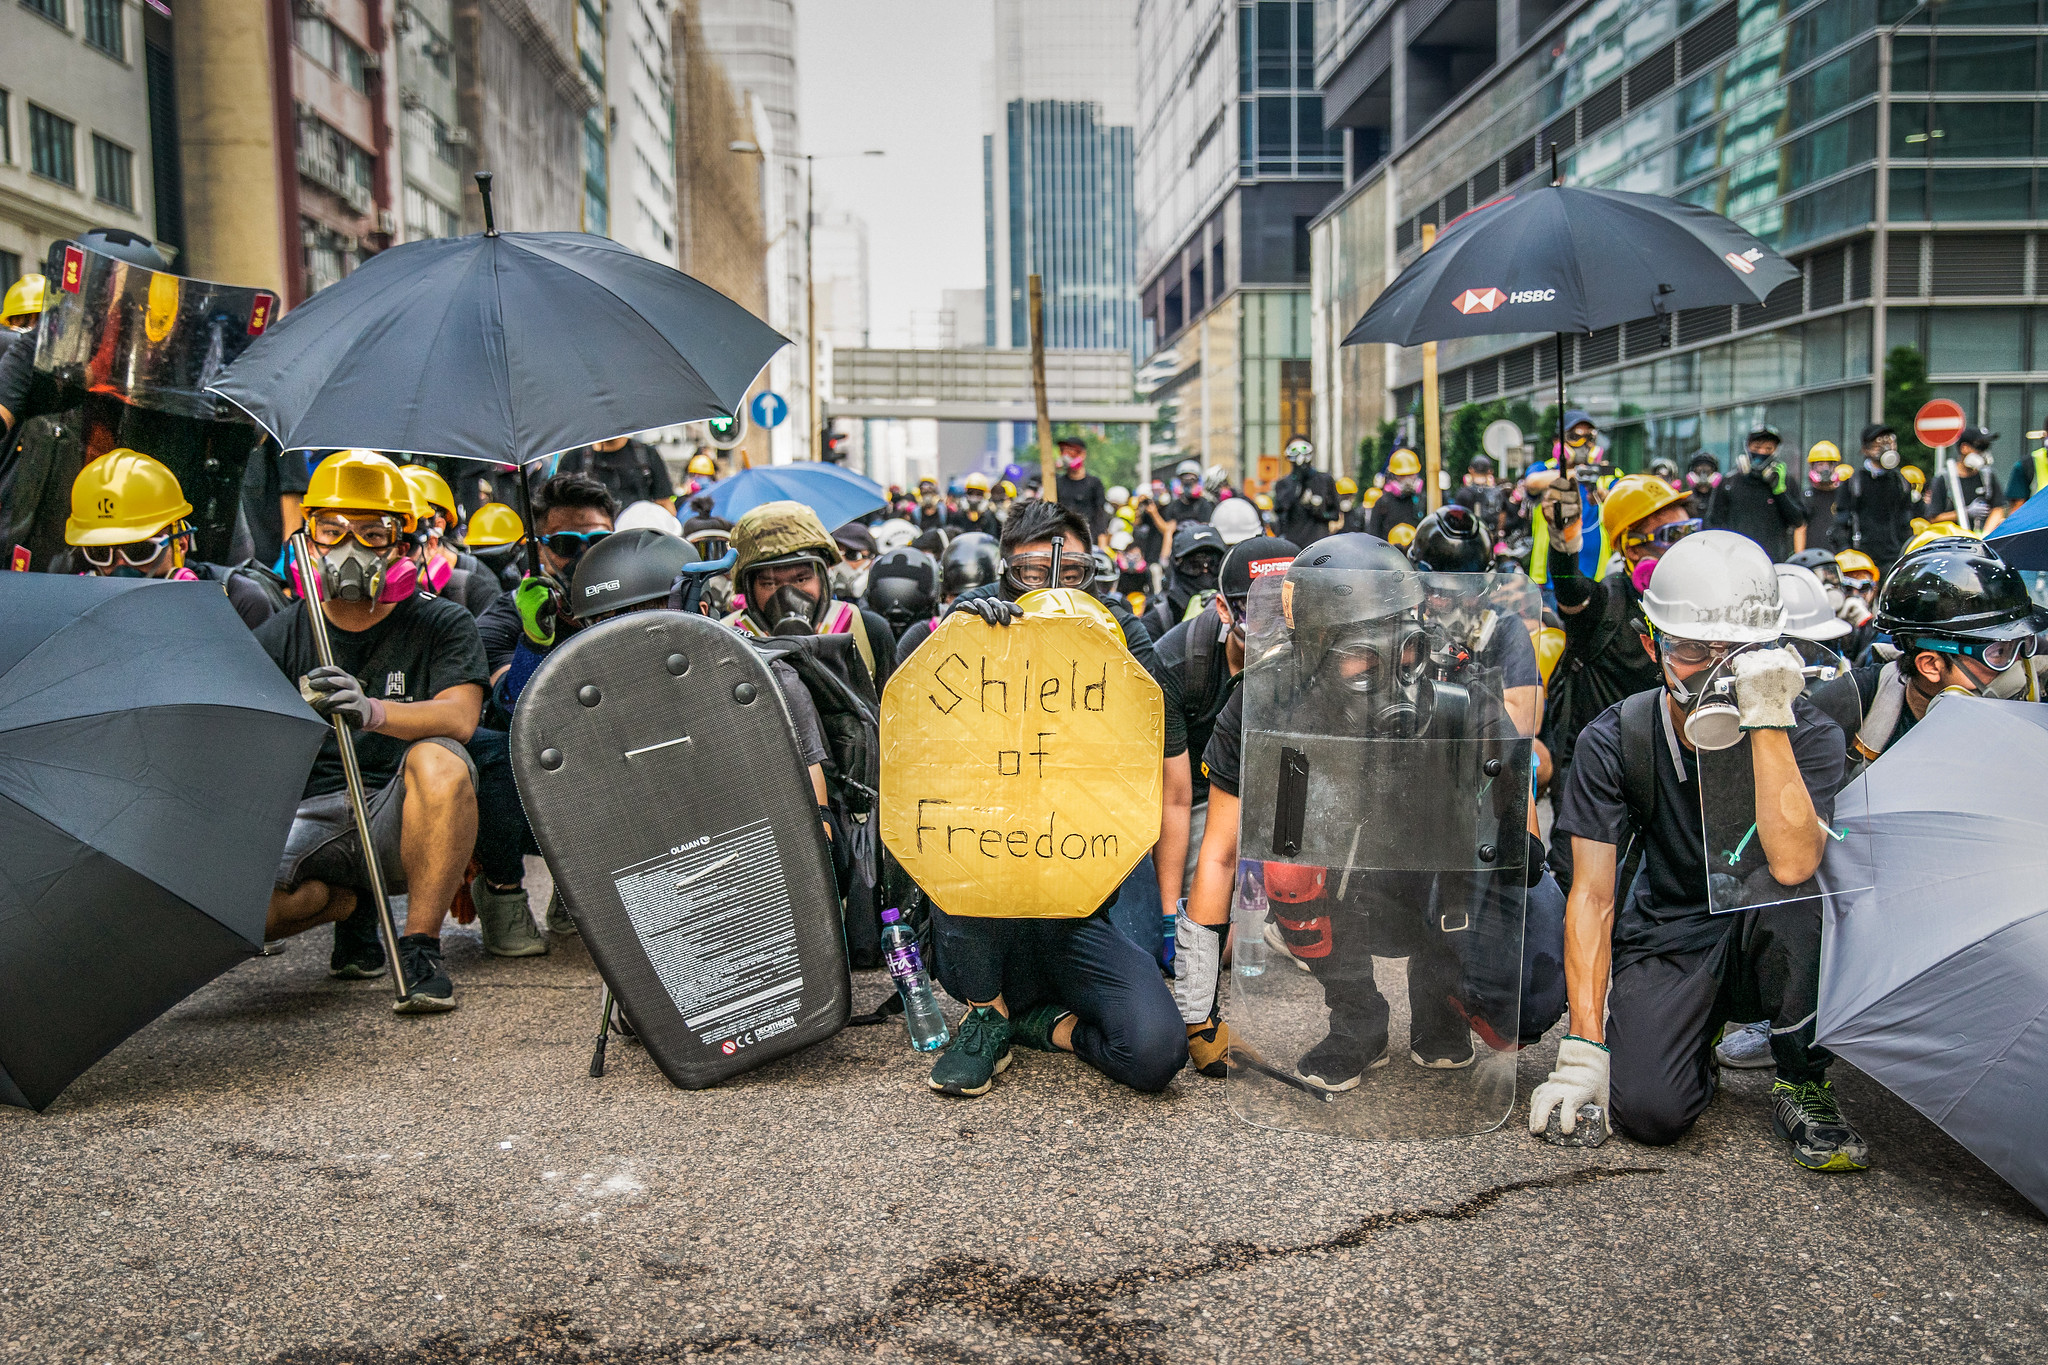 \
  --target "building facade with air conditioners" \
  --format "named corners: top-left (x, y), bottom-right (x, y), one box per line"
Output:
top-left (1309, 0), bottom-right (2048, 476)
top-left (1136, 0), bottom-right (1345, 487)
